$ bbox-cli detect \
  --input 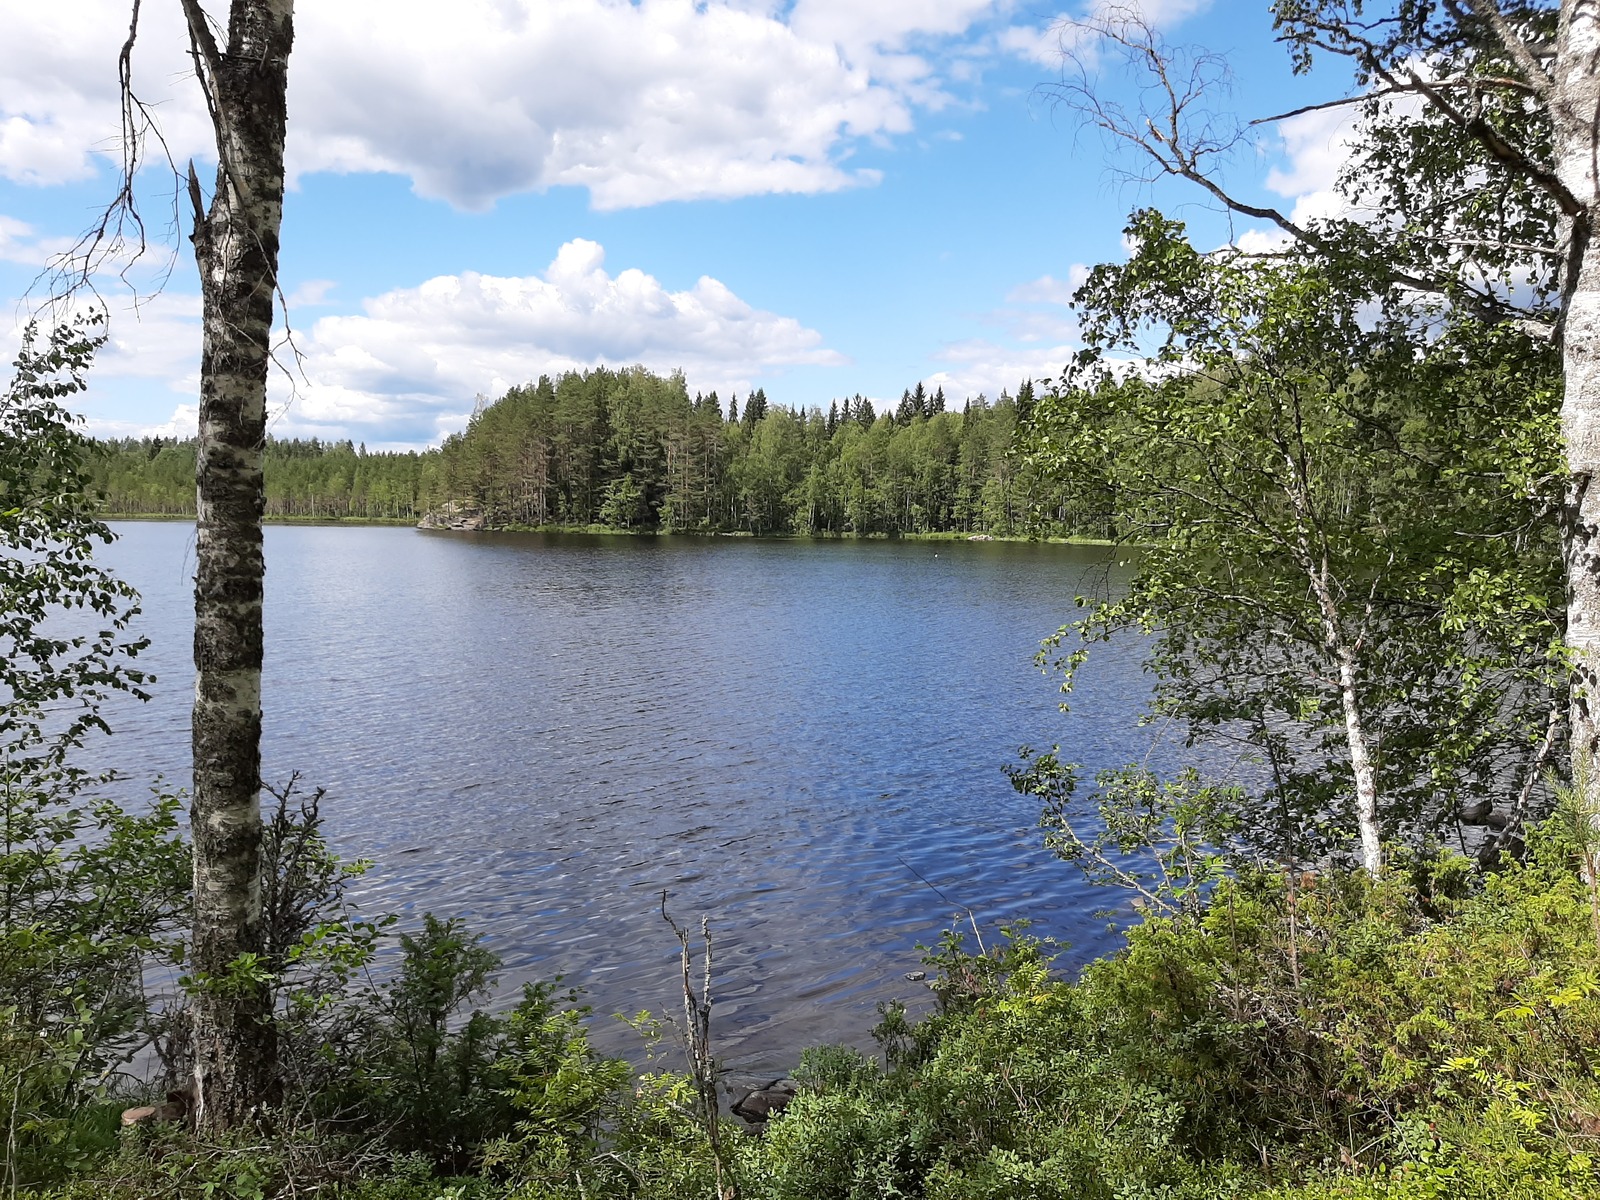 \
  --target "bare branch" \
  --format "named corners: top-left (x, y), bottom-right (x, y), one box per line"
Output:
top-left (1046, 8), bottom-right (1554, 326)
top-left (1253, 73), bottom-right (1537, 126)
